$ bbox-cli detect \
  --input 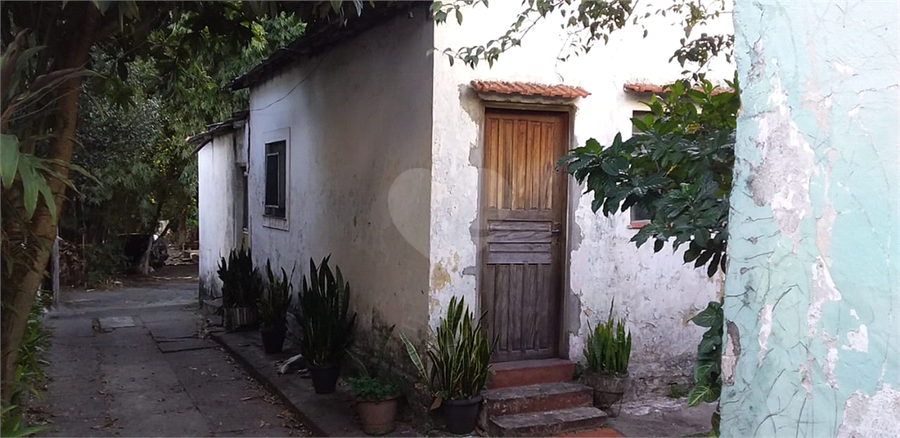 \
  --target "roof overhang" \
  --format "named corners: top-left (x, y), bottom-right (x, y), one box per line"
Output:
top-left (188, 111), bottom-right (249, 154)
top-left (470, 80), bottom-right (590, 104)
top-left (623, 82), bottom-right (734, 95)
top-left (231, 2), bottom-right (425, 90)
